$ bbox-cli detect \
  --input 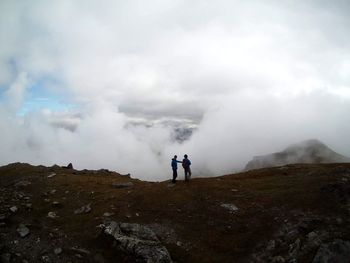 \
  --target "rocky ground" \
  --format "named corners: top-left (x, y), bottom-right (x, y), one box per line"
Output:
top-left (1, 163), bottom-right (350, 262)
